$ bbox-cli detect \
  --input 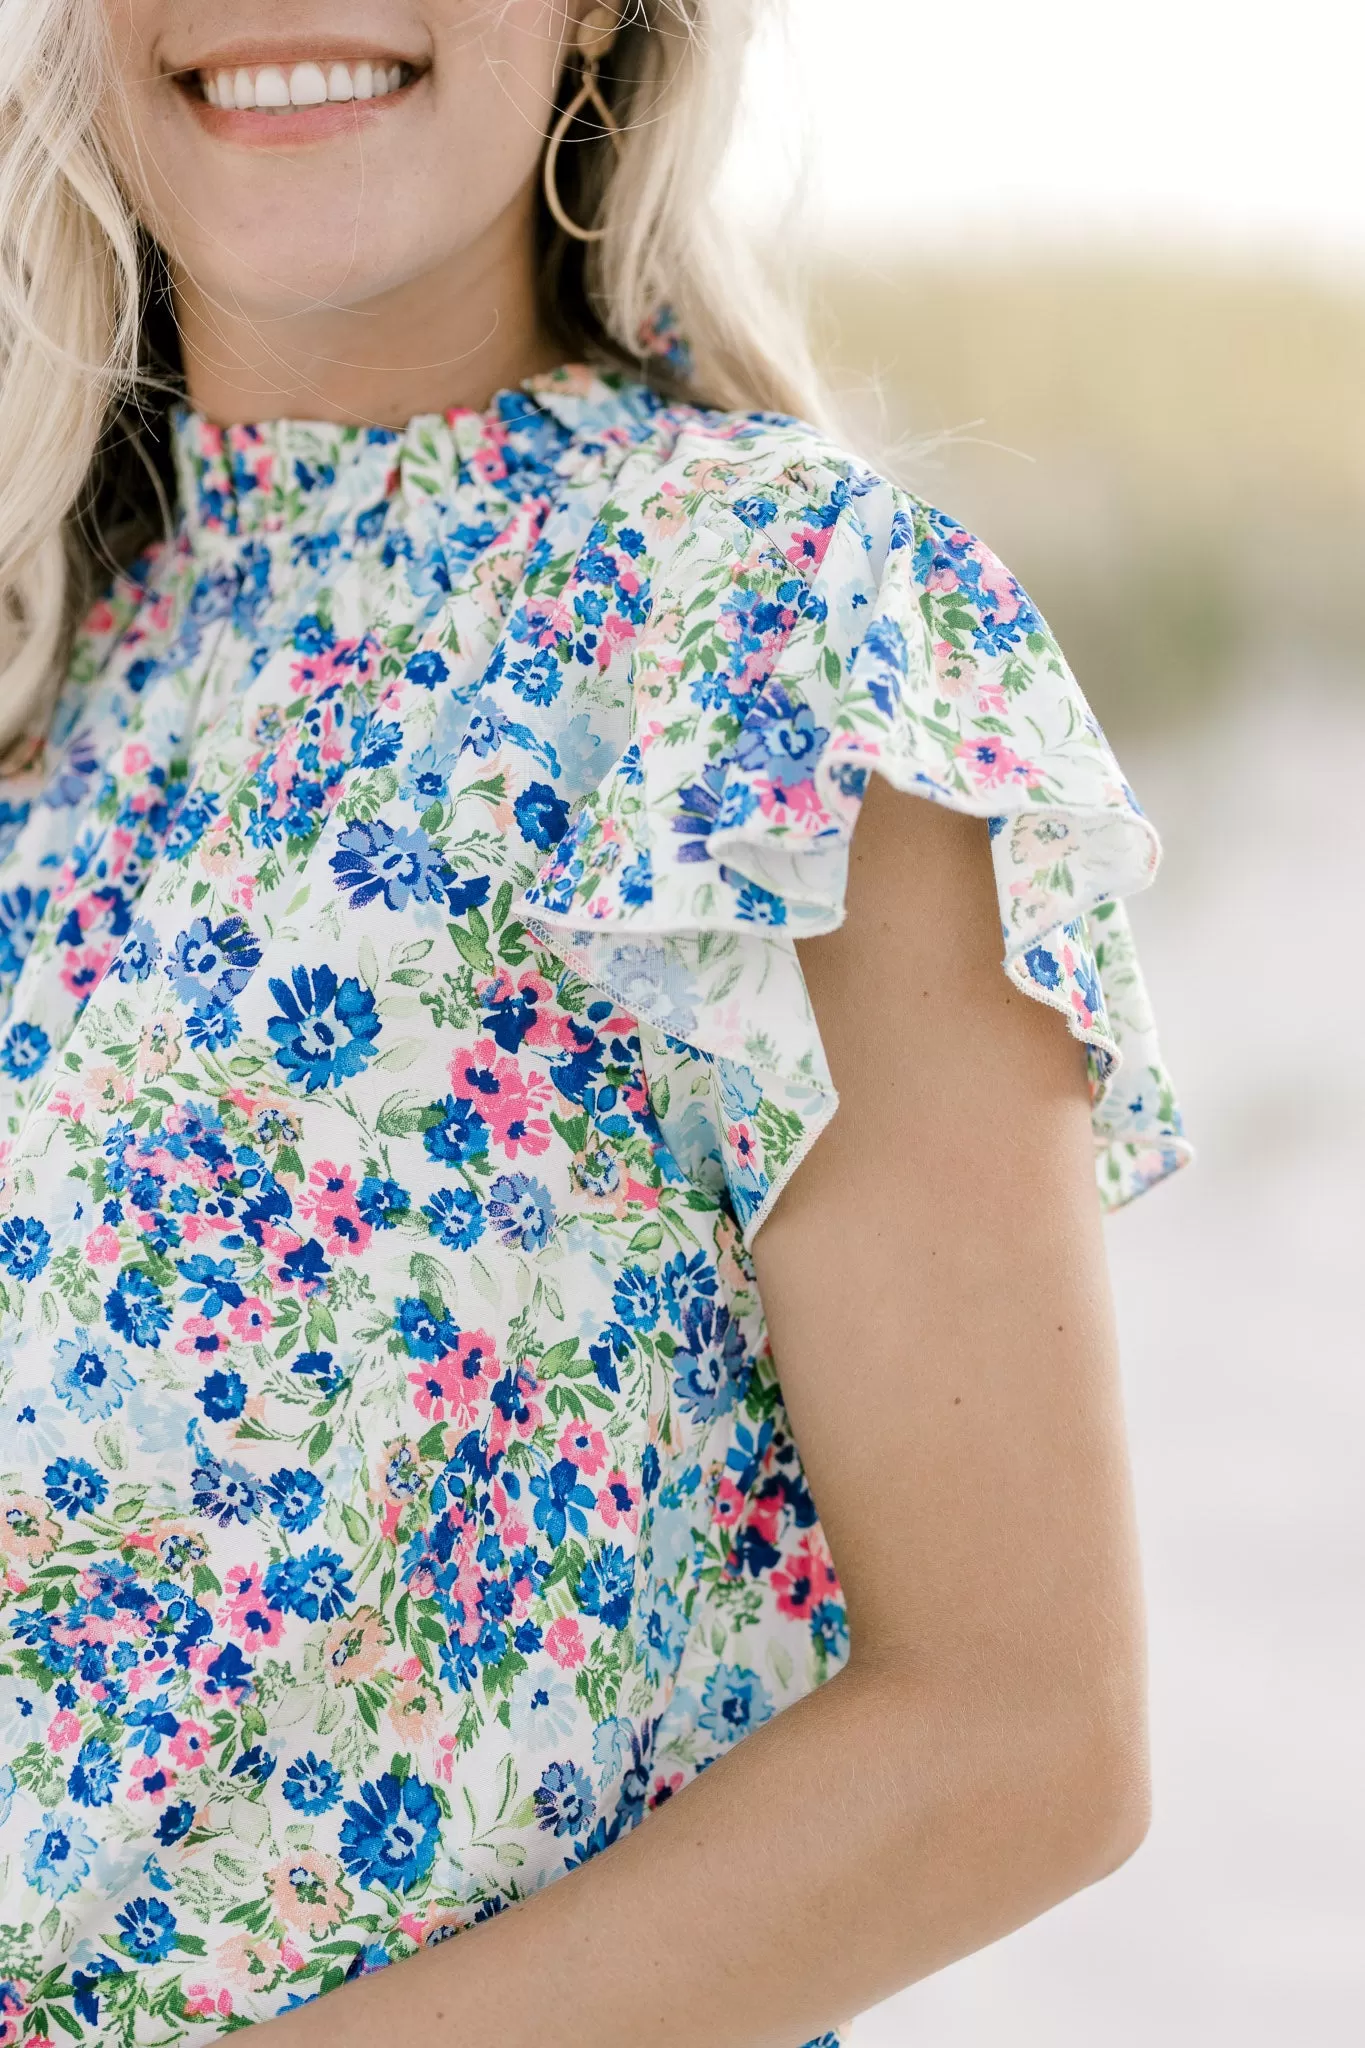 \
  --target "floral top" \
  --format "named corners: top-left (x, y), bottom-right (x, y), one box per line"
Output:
top-left (0, 365), bottom-right (1186, 2048)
